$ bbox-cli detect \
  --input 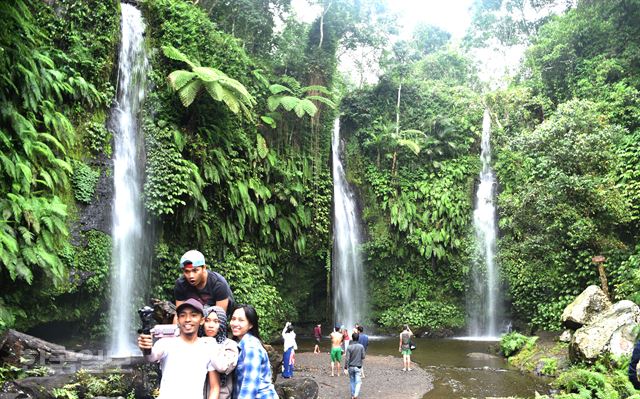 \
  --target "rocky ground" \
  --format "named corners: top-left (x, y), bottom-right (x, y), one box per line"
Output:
top-left (282, 351), bottom-right (433, 399)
